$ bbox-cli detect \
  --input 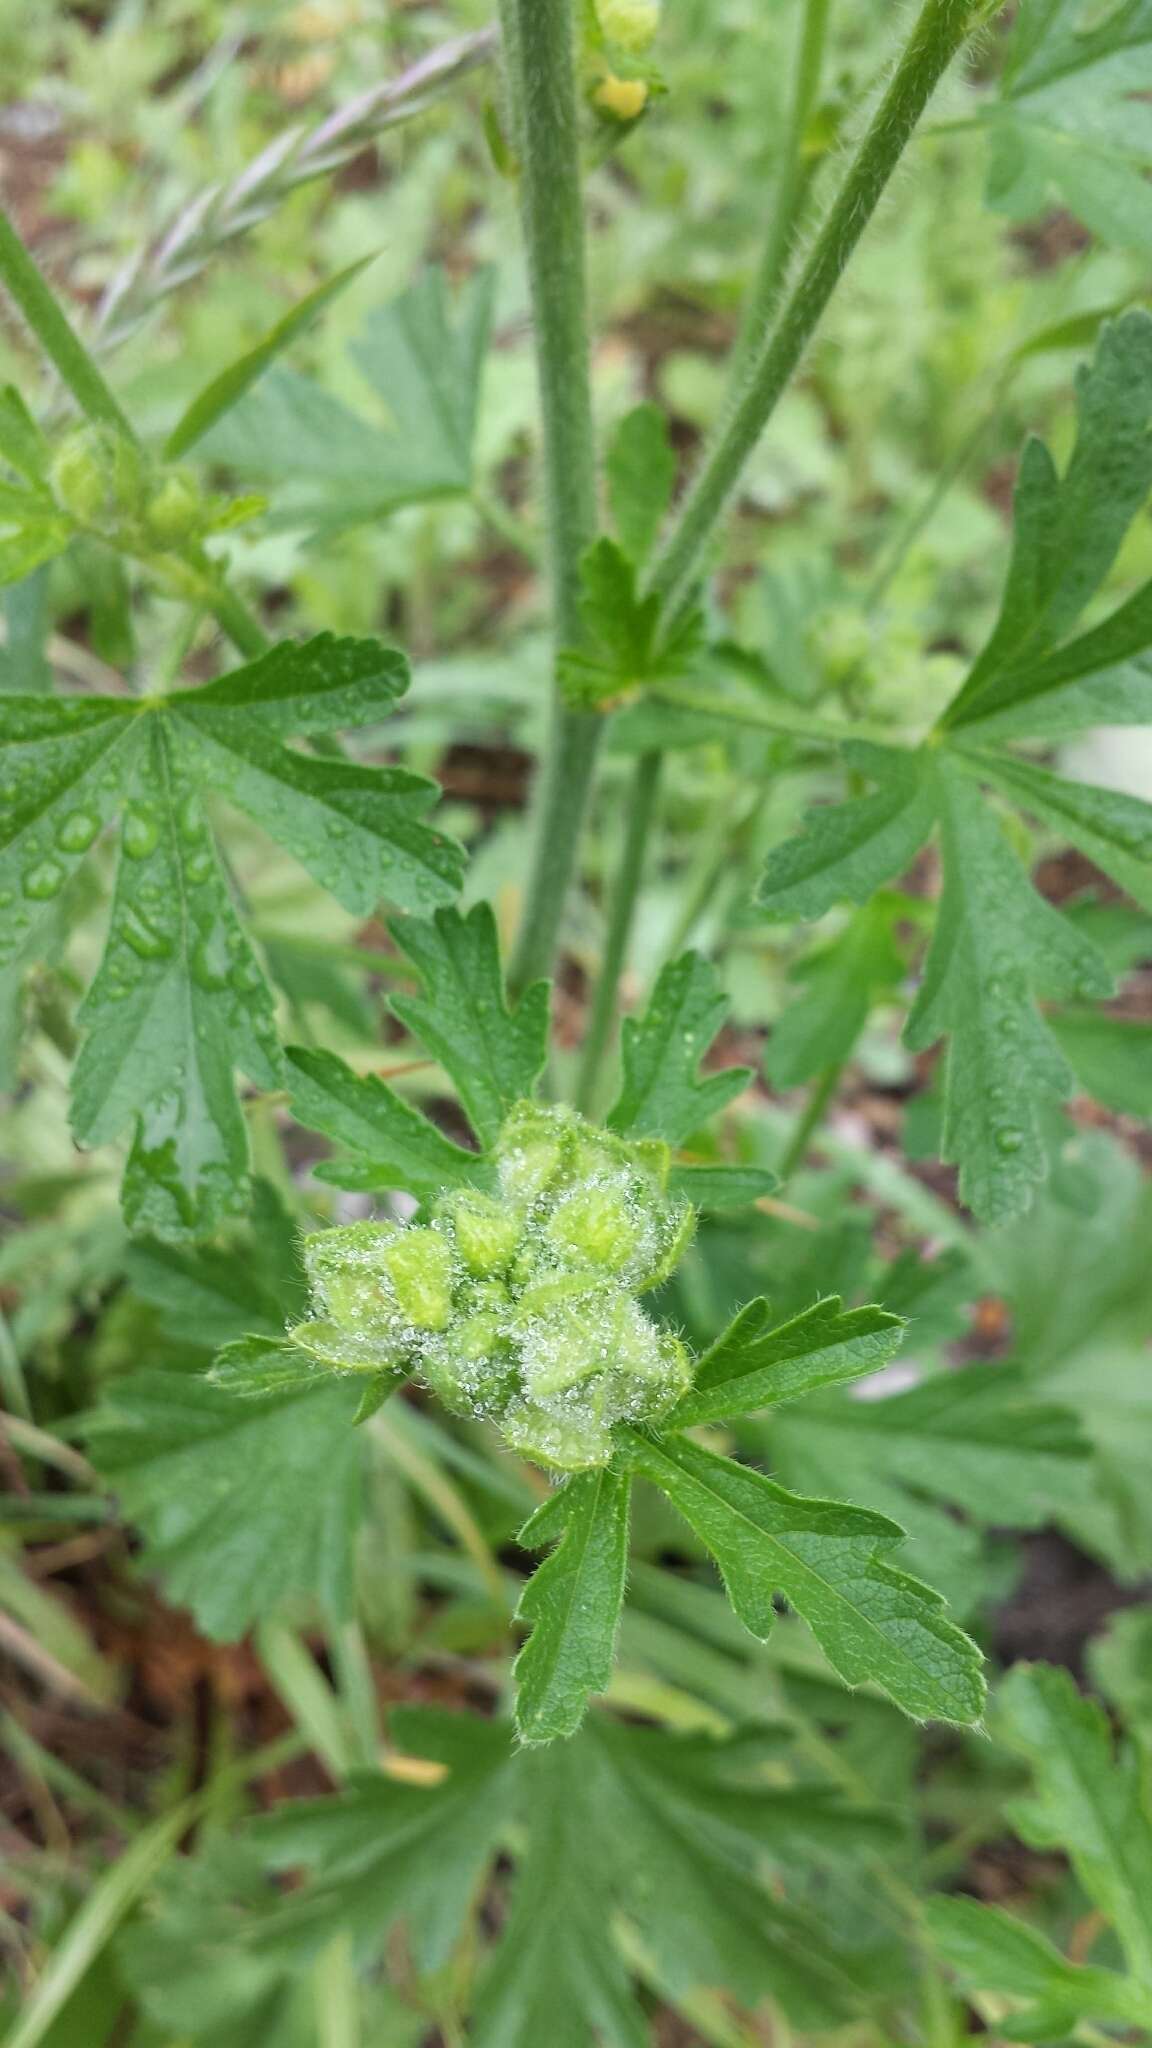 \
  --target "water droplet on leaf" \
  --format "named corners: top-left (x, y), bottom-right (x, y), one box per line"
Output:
top-left (122, 804), bottom-right (160, 859)
top-left (23, 859), bottom-right (65, 900)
